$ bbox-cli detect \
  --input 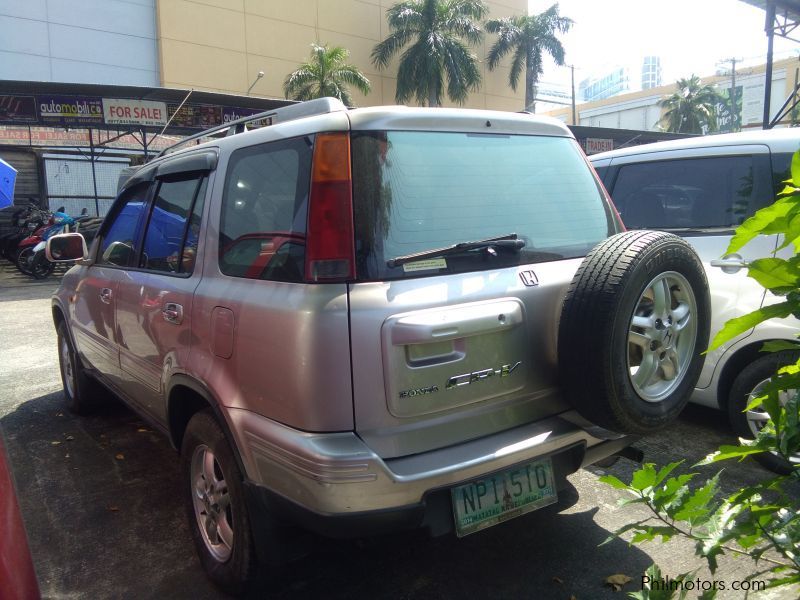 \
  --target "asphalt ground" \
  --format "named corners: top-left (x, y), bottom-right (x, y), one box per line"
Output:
top-left (0, 262), bottom-right (798, 600)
